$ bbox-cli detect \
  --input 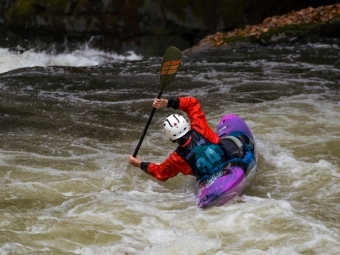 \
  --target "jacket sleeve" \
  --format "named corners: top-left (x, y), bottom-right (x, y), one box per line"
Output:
top-left (178, 97), bottom-right (220, 143)
top-left (142, 97), bottom-right (218, 182)
top-left (146, 152), bottom-right (193, 182)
